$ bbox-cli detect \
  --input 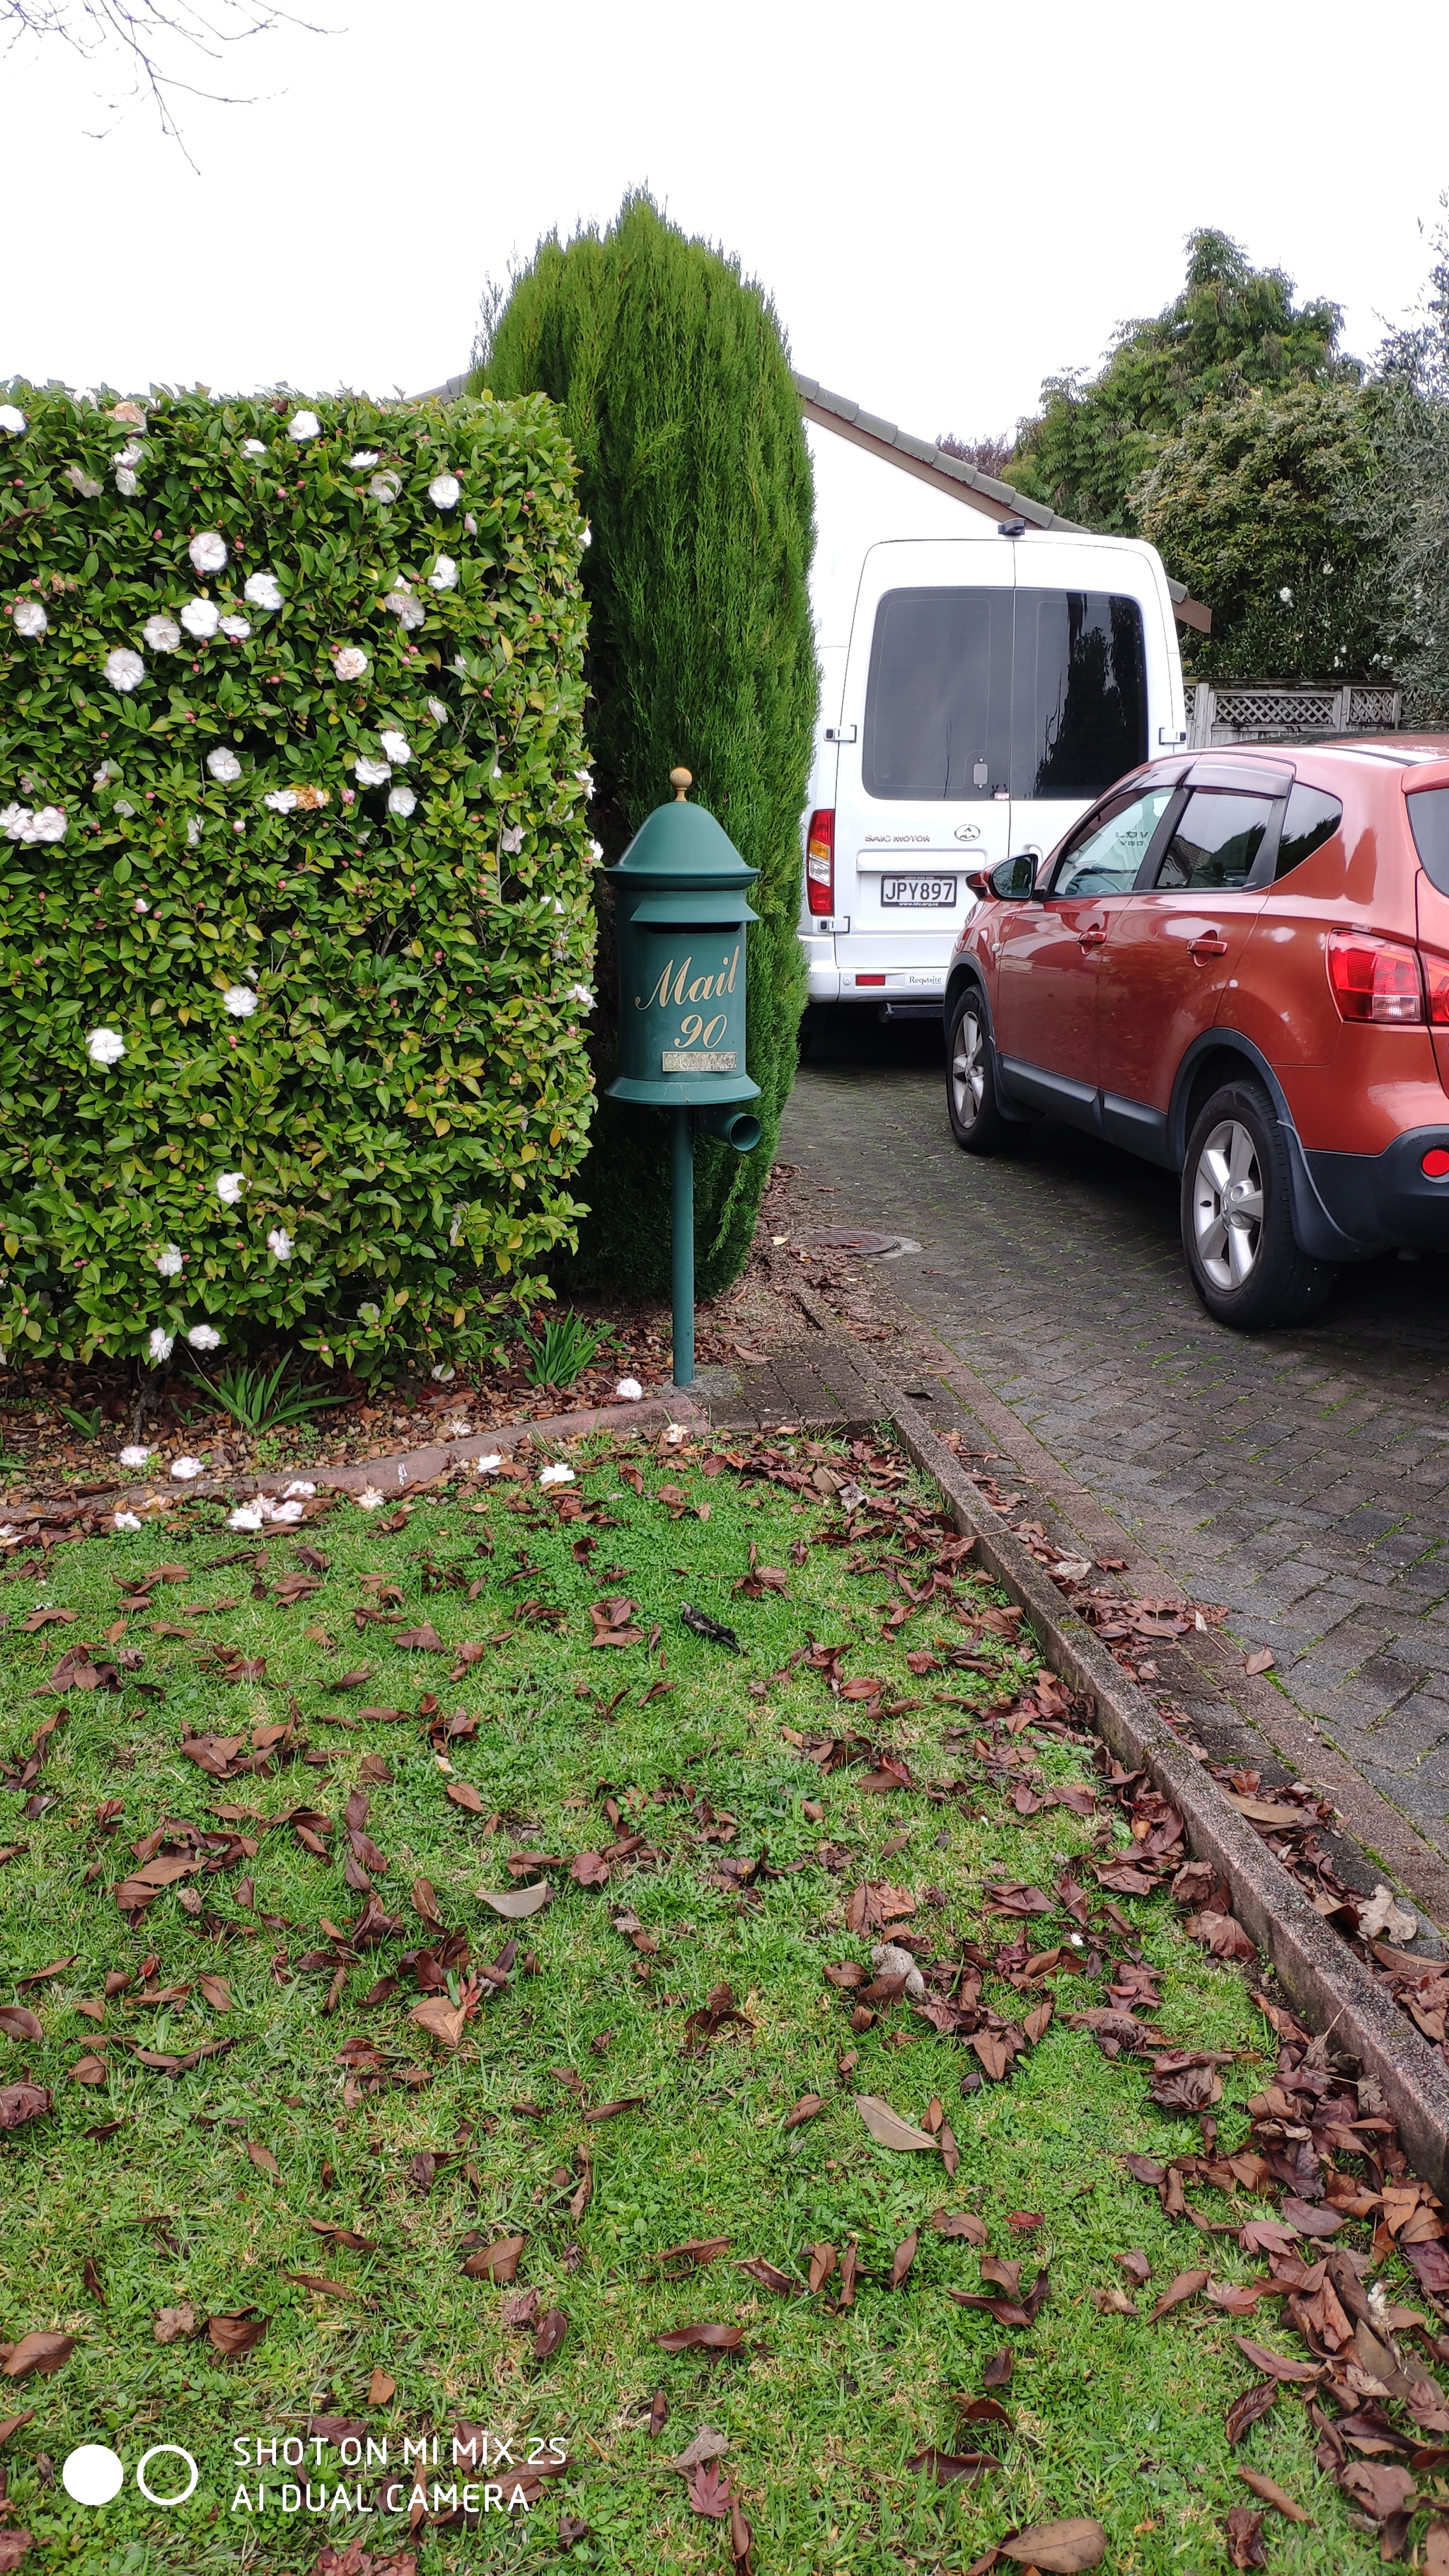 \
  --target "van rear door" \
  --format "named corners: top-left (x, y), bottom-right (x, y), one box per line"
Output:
top-left (832, 539), bottom-right (1017, 1004)
top-left (1009, 543), bottom-right (1181, 868)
